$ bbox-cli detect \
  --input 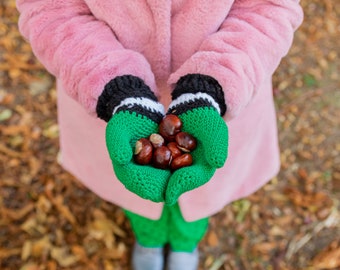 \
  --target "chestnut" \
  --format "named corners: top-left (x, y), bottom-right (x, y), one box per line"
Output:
top-left (175, 132), bottom-right (197, 152)
top-left (134, 138), bottom-right (153, 165)
top-left (149, 133), bottom-right (165, 148)
top-left (167, 142), bottom-right (182, 159)
top-left (152, 146), bottom-right (172, 169)
top-left (170, 153), bottom-right (193, 170)
top-left (134, 113), bottom-right (198, 170)
top-left (158, 114), bottom-right (182, 142)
